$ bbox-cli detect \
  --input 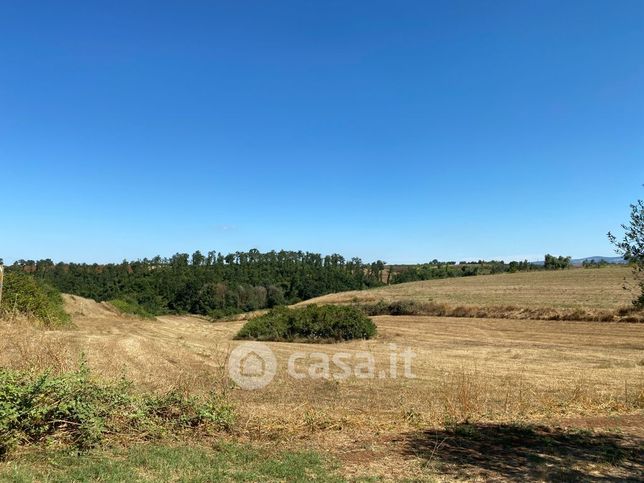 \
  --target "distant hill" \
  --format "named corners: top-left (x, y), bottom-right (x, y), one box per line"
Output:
top-left (531, 256), bottom-right (627, 266)
top-left (571, 256), bottom-right (627, 266)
